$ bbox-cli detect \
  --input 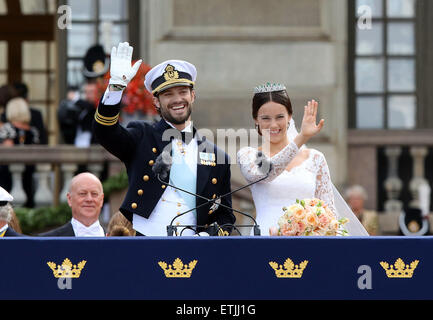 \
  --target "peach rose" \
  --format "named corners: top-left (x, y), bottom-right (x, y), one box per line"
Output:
top-left (293, 208), bottom-right (306, 220)
top-left (305, 212), bottom-right (319, 227)
top-left (297, 221), bottom-right (306, 234)
top-left (319, 213), bottom-right (330, 228)
top-left (281, 222), bottom-right (298, 236)
top-left (308, 198), bottom-right (318, 206)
